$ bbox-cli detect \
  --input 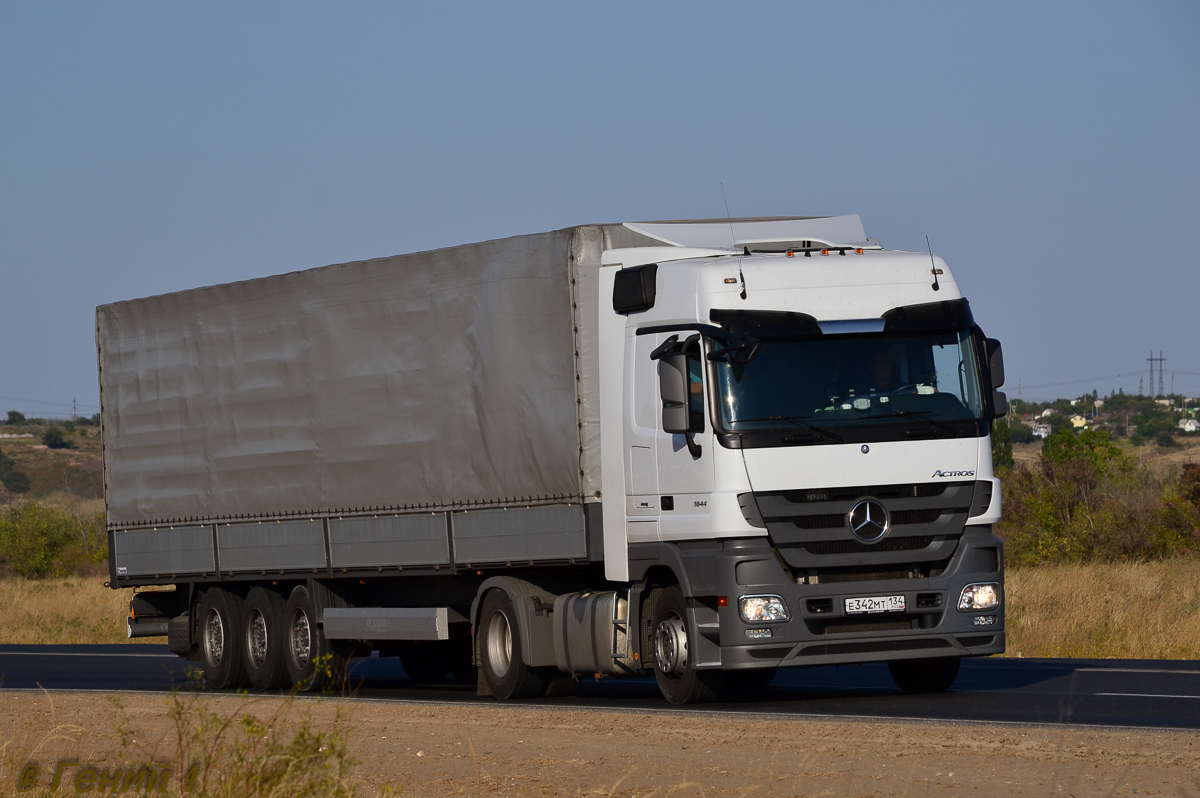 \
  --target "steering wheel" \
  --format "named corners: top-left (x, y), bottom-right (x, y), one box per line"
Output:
top-left (890, 384), bottom-right (920, 396)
